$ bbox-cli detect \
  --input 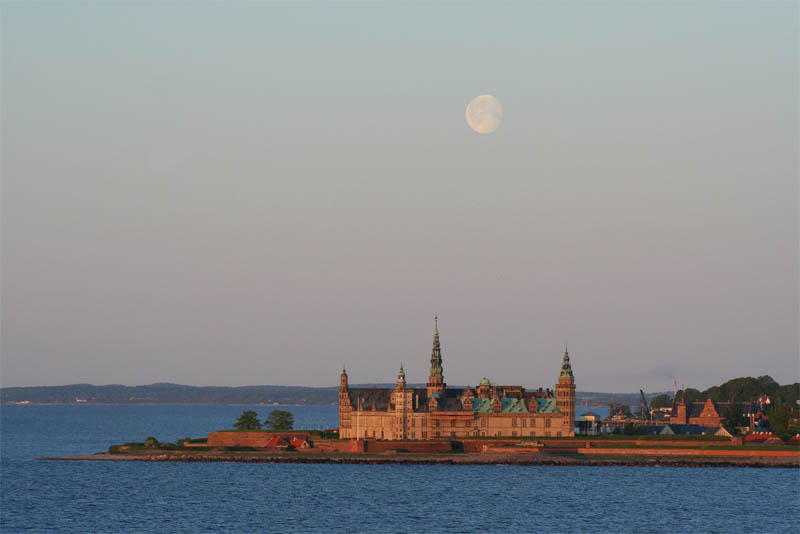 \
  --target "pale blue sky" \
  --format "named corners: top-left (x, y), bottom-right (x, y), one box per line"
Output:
top-left (2, 2), bottom-right (797, 392)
